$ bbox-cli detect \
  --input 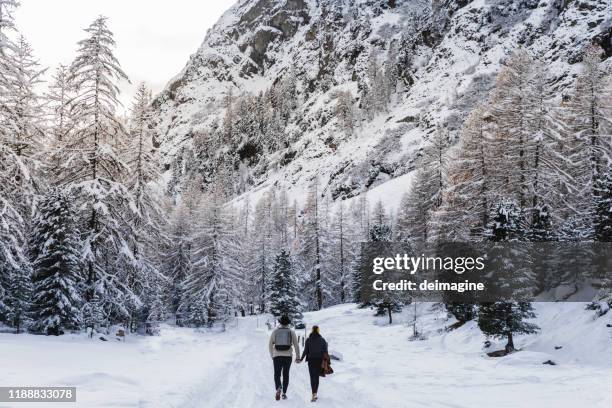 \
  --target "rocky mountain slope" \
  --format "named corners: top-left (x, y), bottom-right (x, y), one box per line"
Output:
top-left (152, 0), bottom-right (611, 207)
